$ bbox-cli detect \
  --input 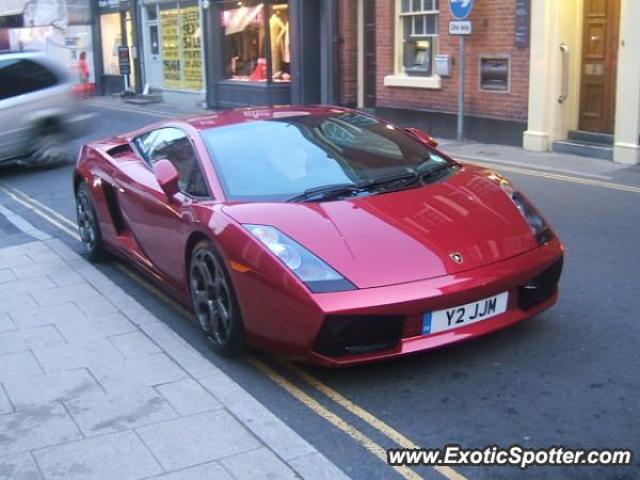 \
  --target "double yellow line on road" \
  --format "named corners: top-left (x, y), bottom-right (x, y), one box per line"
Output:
top-left (0, 186), bottom-right (81, 240)
top-left (0, 183), bottom-right (465, 480)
